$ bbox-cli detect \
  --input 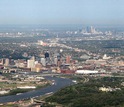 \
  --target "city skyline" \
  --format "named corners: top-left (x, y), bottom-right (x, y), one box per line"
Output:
top-left (0, 0), bottom-right (123, 25)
